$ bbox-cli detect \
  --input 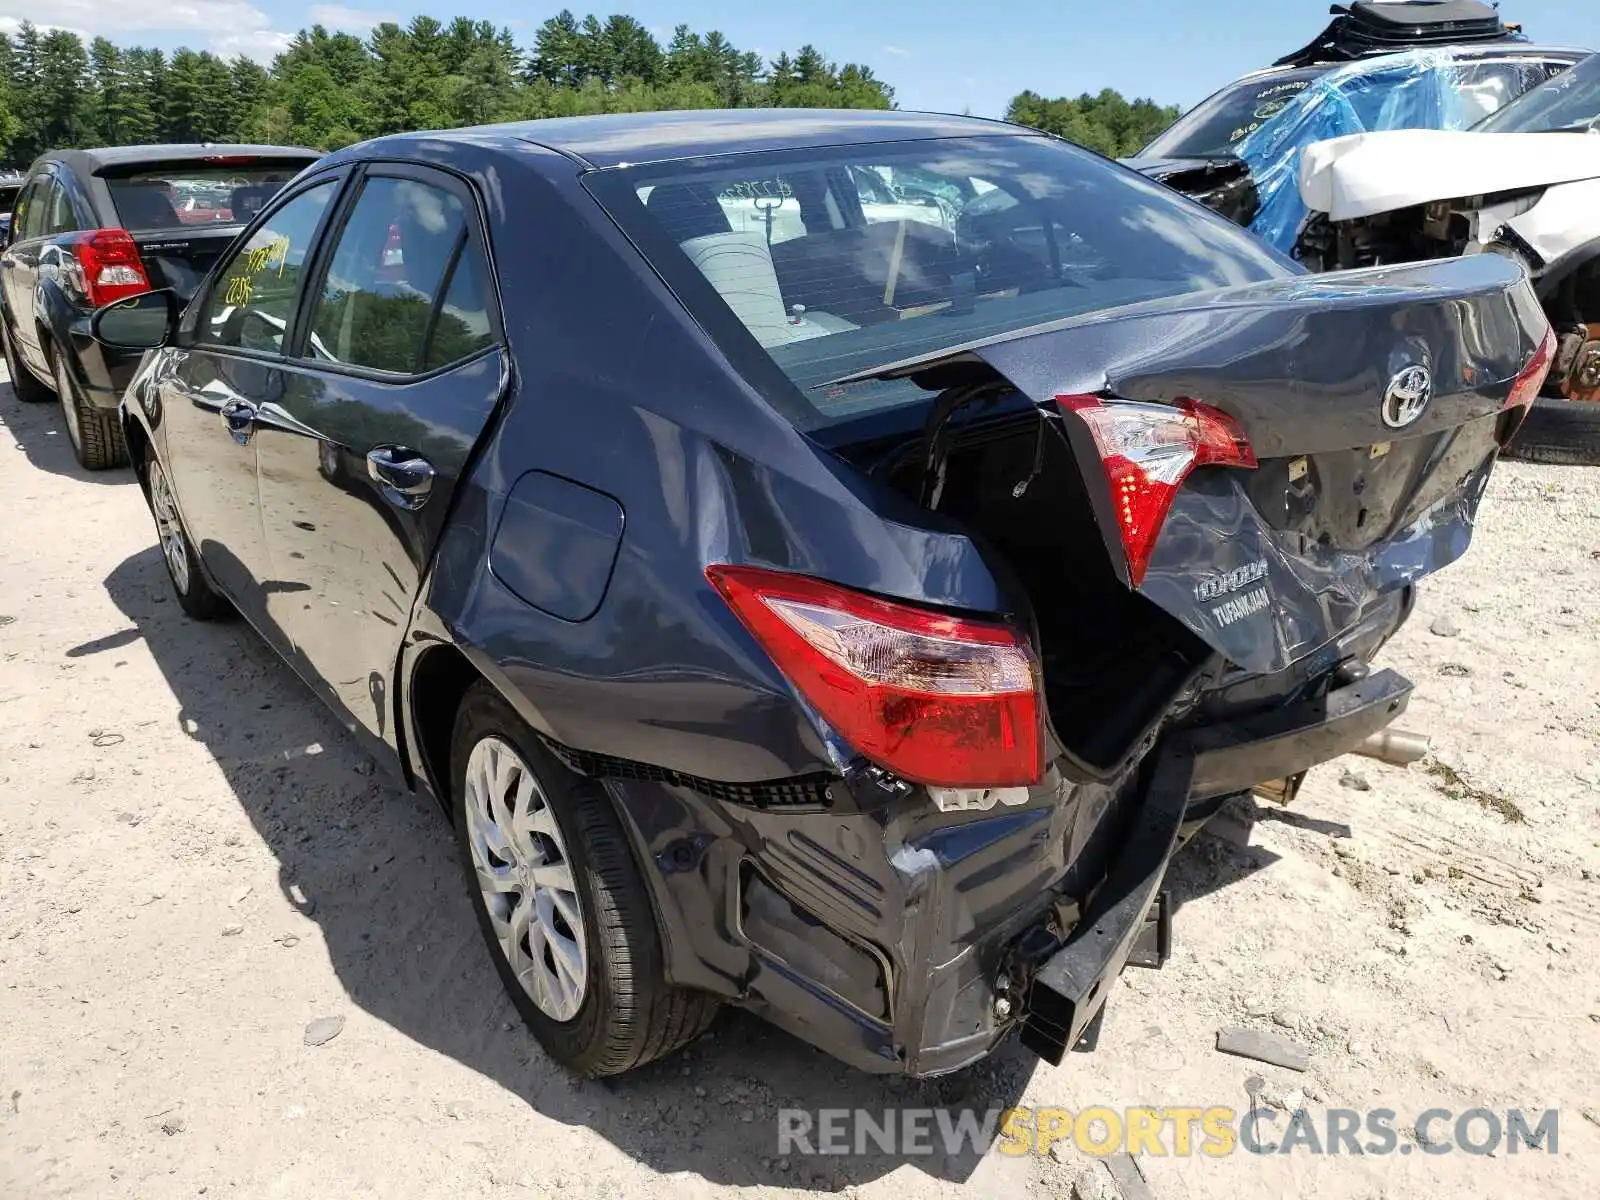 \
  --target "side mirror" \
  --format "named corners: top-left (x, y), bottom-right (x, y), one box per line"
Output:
top-left (91, 289), bottom-right (178, 350)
